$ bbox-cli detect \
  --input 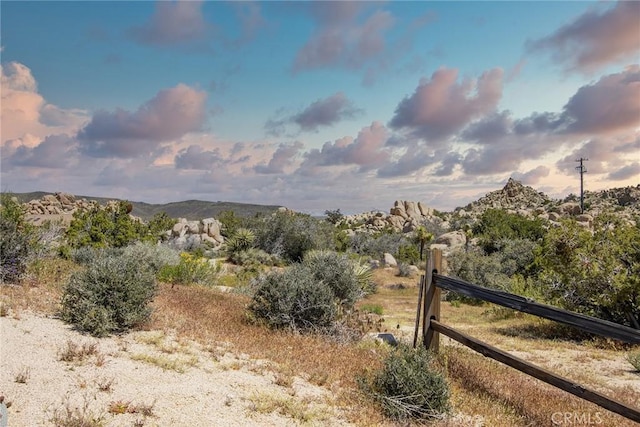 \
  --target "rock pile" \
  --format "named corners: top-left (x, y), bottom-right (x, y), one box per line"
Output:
top-left (166, 218), bottom-right (225, 250)
top-left (338, 200), bottom-right (443, 234)
top-left (23, 192), bottom-right (98, 215)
